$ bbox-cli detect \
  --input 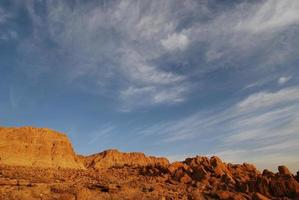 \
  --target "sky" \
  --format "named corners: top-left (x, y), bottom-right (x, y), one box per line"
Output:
top-left (0, 0), bottom-right (299, 172)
